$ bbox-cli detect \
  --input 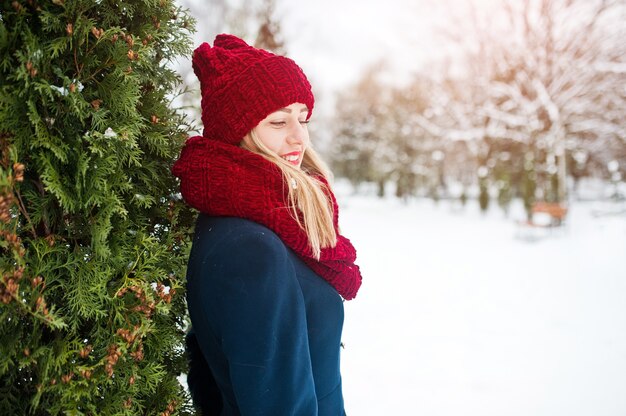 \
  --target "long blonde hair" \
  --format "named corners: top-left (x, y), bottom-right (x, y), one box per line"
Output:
top-left (241, 130), bottom-right (337, 259)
